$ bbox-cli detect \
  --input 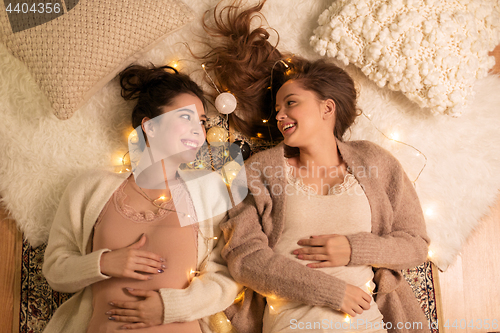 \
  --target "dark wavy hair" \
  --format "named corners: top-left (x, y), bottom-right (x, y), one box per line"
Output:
top-left (119, 64), bottom-right (207, 130)
top-left (199, 0), bottom-right (360, 141)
